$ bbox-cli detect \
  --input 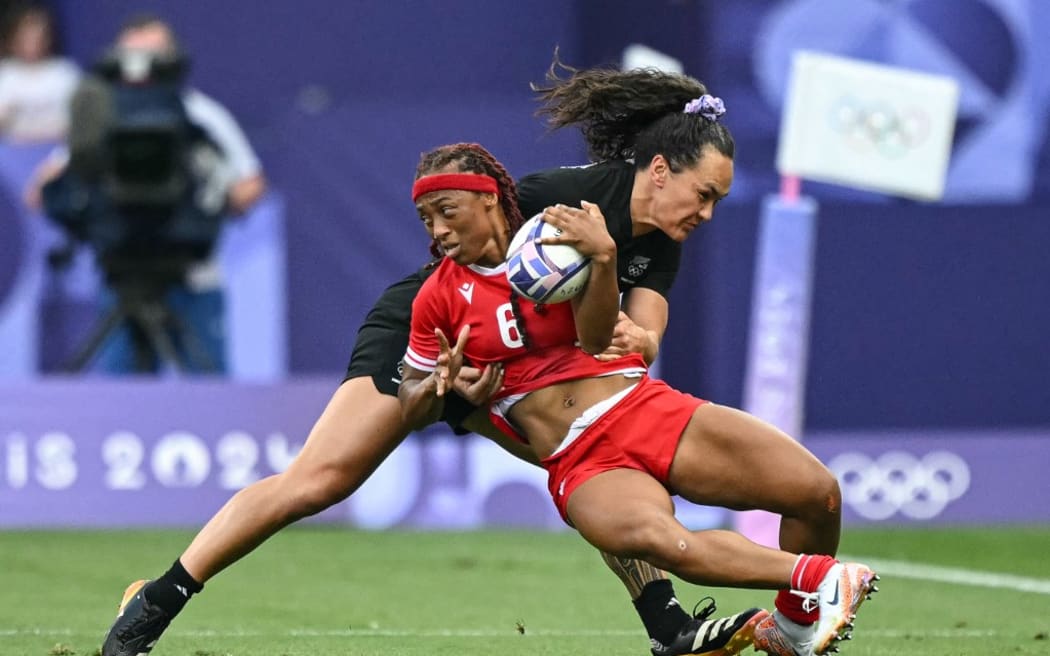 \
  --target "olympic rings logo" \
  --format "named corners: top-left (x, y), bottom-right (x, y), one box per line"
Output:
top-left (828, 451), bottom-right (971, 520)
top-left (828, 96), bottom-right (931, 159)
